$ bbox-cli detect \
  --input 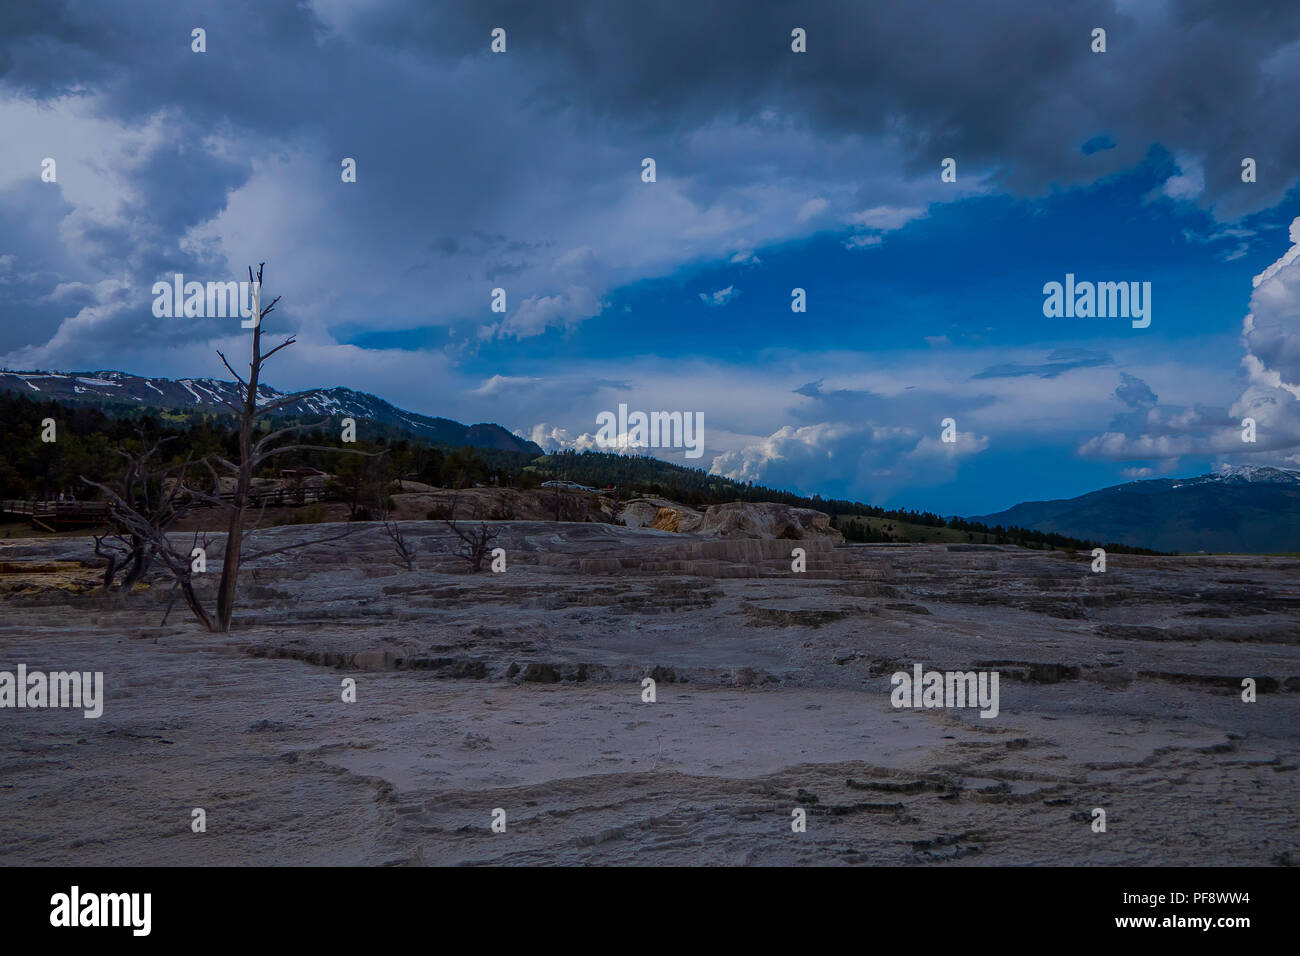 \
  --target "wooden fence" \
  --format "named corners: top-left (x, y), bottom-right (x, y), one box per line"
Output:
top-left (3, 484), bottom-right (332, 531)
top-left (1, 500), bottom-right (110, 532)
